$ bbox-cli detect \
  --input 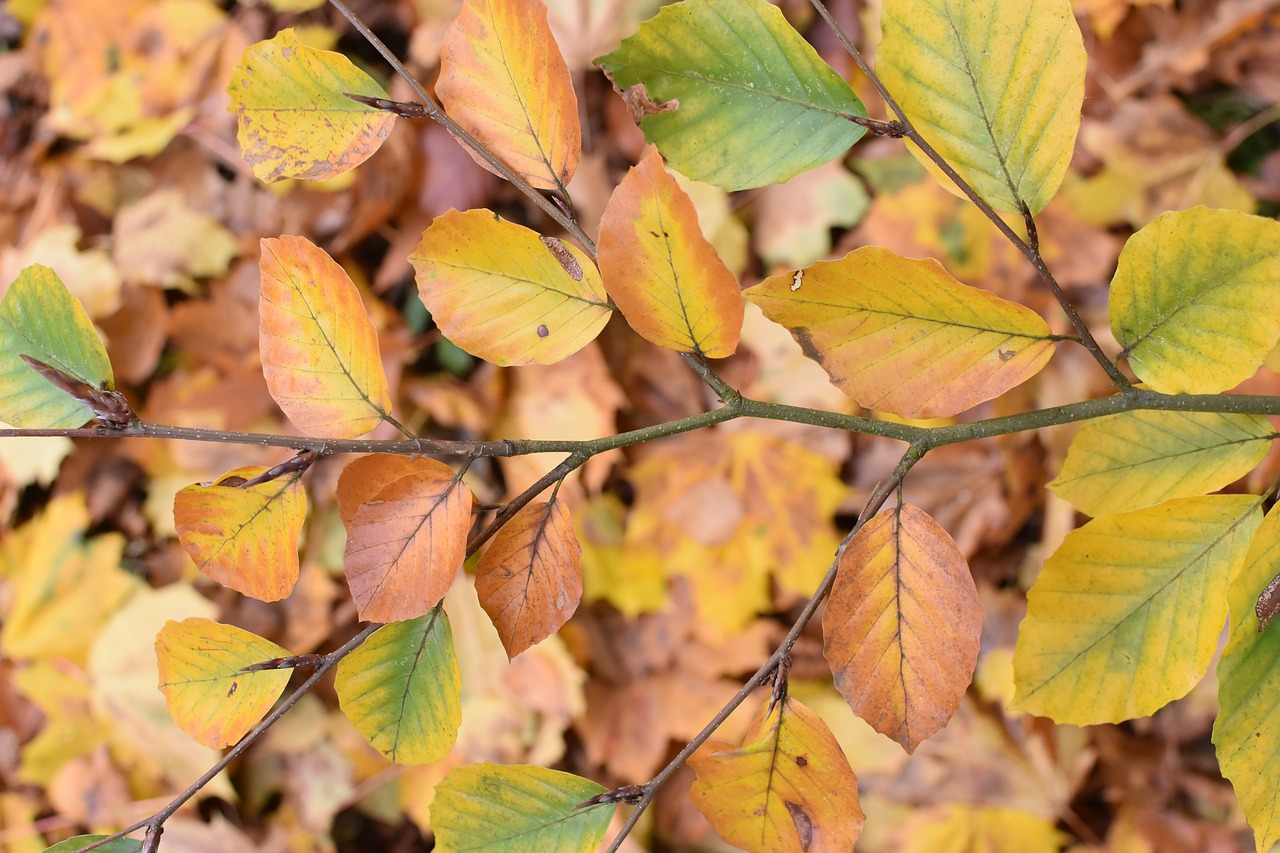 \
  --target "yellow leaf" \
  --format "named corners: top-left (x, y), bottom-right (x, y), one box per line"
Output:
top-left (824, 504), bottom-right (982, 753)
top-left (1109, 207), bottom-right (1280, 394)
top-left (877, 0), bottom-right (1085, 215)
top-left (173, 465), bottom-right (308, 602)
top-left (113, 190), bottom-right (239, 291)
top-left (597, 146), bottom-right (744, 357)
top-left (476, 498), bottom-right (582, 659)
top-left (900, 804), bottom-right (1066, 853)
top-left (259, 235), bottom-right (393, 438)
top-left (688, 694), bottom-right (864, 852)
top-left (577, 493), bottom-right (668, 616)
top-left (1014, 495), bottom-right (1262, 724)
top-left (410, 209), bottom-right (611, 366)
top-left (1050, 411), bottom-right (1274, 517)
top-left (344, 460), bottom-right (473, 622)
top-left (12, 662), bottom-right (111, 786)
top-left (156, 618), bottom-right (291, 749)
top-left (746, 247), bottom-right (1055, 418)
top-left (227, 28), bottom-right (395, 182)
top-left (437, 0), bottom-right (580, 191)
